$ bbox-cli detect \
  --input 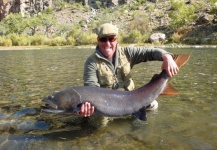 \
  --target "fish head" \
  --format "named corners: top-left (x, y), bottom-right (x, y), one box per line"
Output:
top-left (42, 90), bottom-right (81, 114)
